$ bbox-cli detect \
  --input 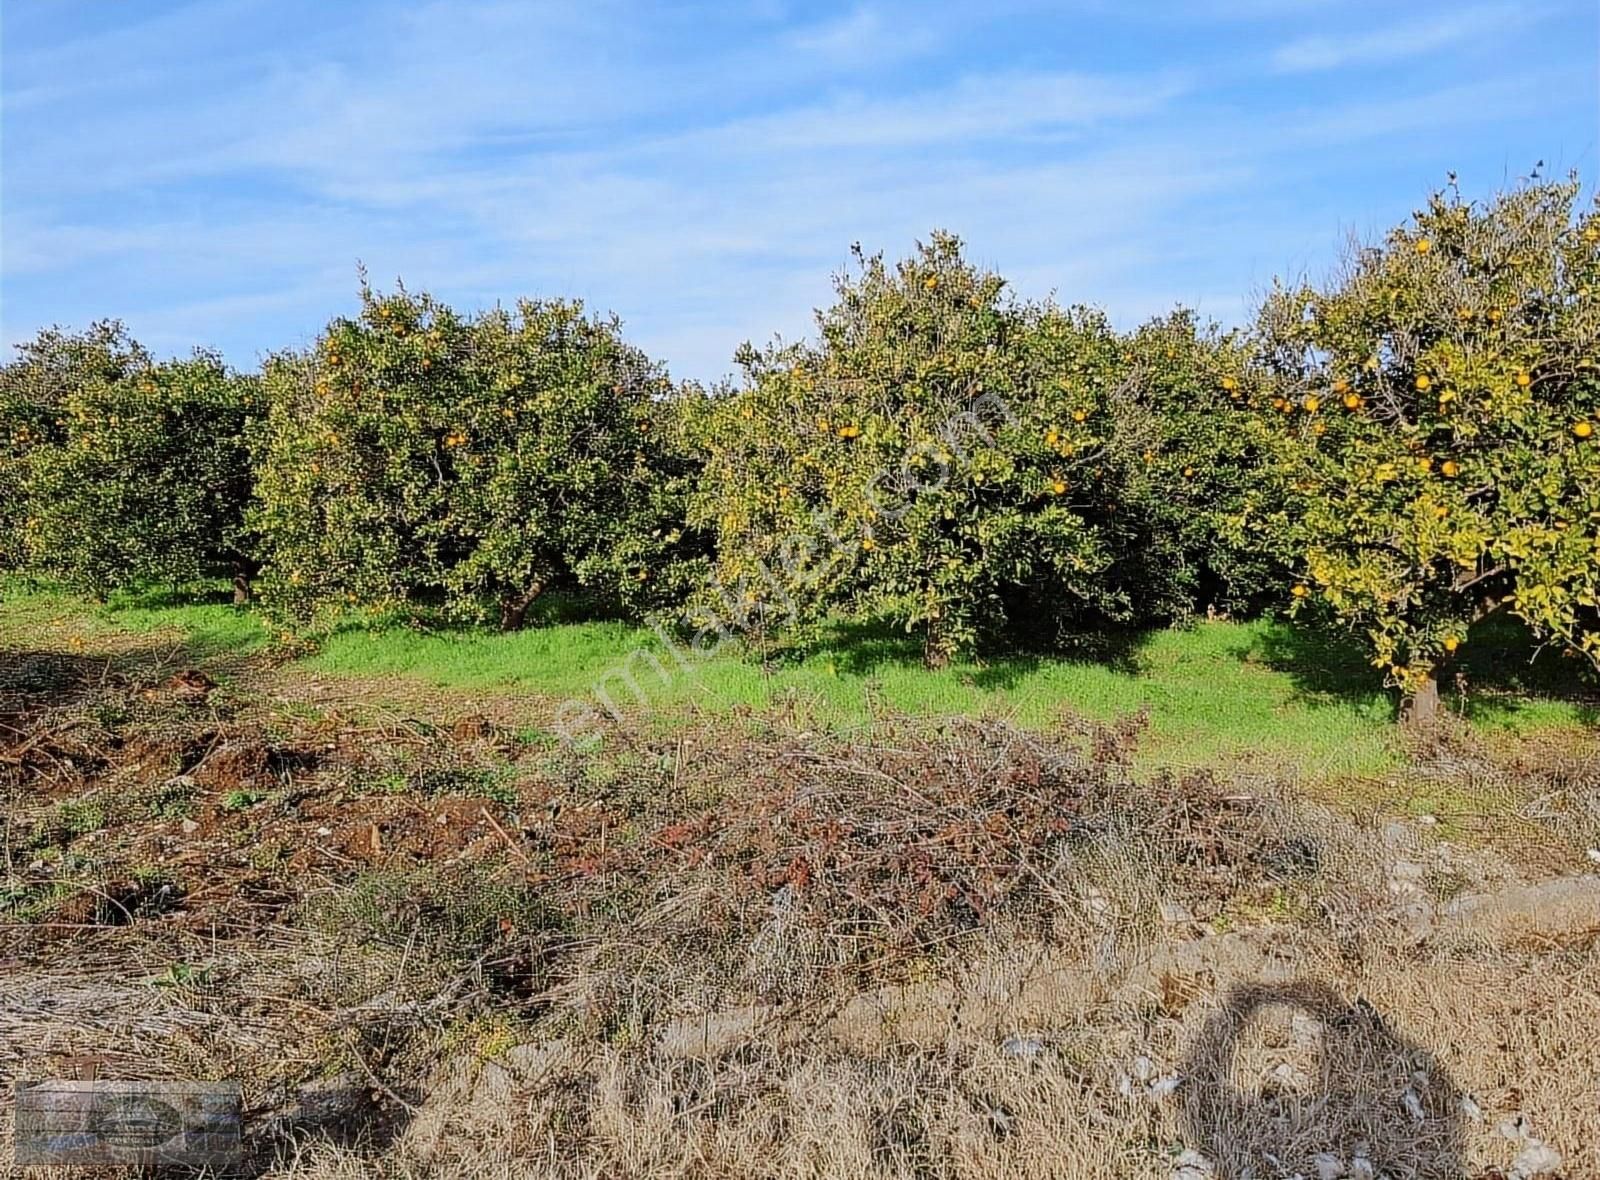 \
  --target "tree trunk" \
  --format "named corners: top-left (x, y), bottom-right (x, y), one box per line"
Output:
top-left (232, 574), bottom-right (252, 606)
top-left (498, 582), bottom-right (544, 632)
top-left (922, 623), bottom-right (950, 670)
top-left (1402, 672), bottom-right (1441, 727)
